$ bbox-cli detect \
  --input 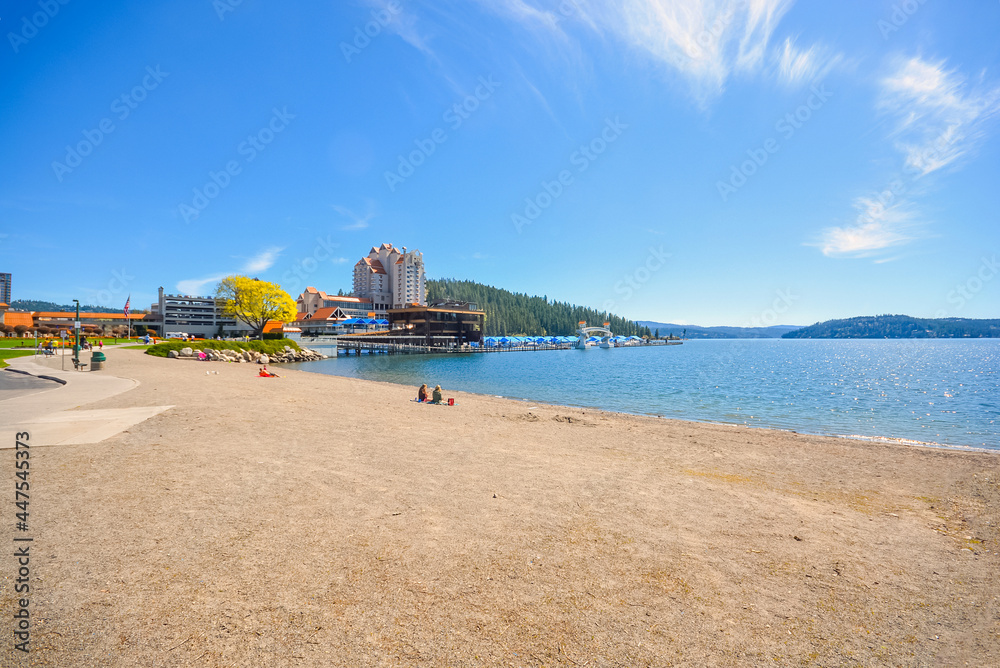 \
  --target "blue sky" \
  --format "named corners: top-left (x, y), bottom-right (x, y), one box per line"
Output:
top-left (1, 0), bottom-right (998, 326)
